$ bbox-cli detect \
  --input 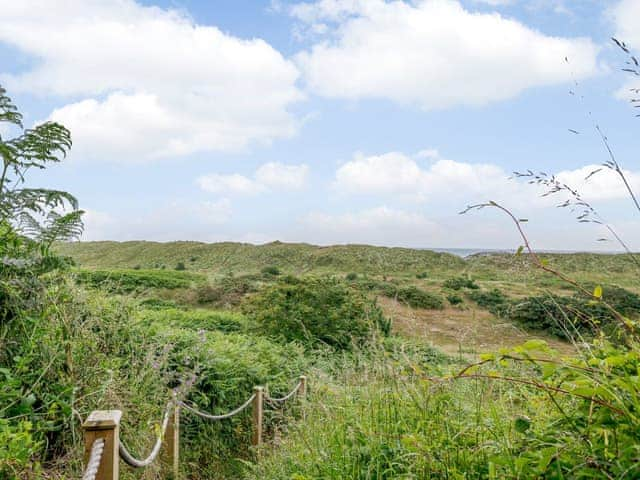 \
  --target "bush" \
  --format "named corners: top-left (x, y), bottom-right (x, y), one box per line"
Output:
top-left (446, 293), bottom-right (464, 306)
top-left (416, 271), bottom-right (428, 279)
top-left (196, 276), bottom-right (258, 306)
top-left (345, 272), bottom-right (358, 281)
top-left (243, 277), bottom-right (388, 349)
top-left (261, 265), bottom-right (281, 276)
top-left (380, 284), bottom-right (444, 310)
top-left (467, 288), bottom-right (509, 314)
top-left (497, 285), bottom-right (640, 339)
top-left (442, 276), bottom-right (479, 290)
top-left (175, 261), bottom-right (186, 271)
top-left (140, 307), bottom-right (247, 333)
top-left (75, 268), bottom-right (205, 292)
